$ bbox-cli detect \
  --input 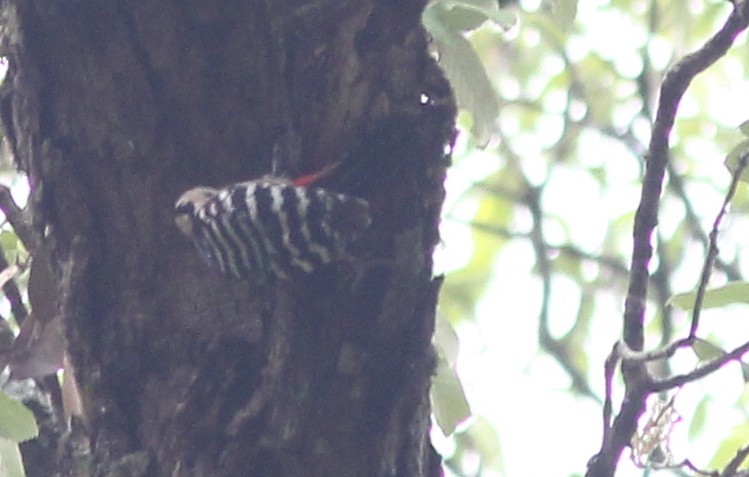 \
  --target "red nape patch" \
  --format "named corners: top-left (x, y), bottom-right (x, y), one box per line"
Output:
top-left (291, 162), bottom-right (340, 187)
